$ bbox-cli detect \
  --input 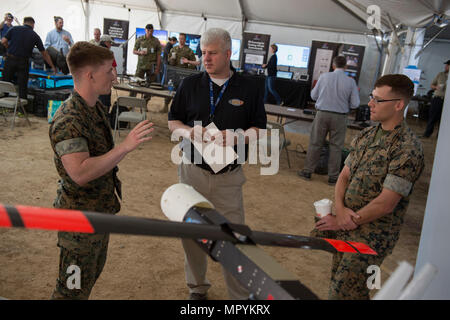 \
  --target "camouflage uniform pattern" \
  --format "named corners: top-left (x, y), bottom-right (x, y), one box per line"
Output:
top-left (134, 35), bottom-right (162, 80)
top-left (89, 39), bottom-right (100, 46)
top-left (327, 121), bottom-right (424, 299)
top-left (49, 91), bottom-right (121, 299)
top-left (168, 45), bottom-right (197, 69)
